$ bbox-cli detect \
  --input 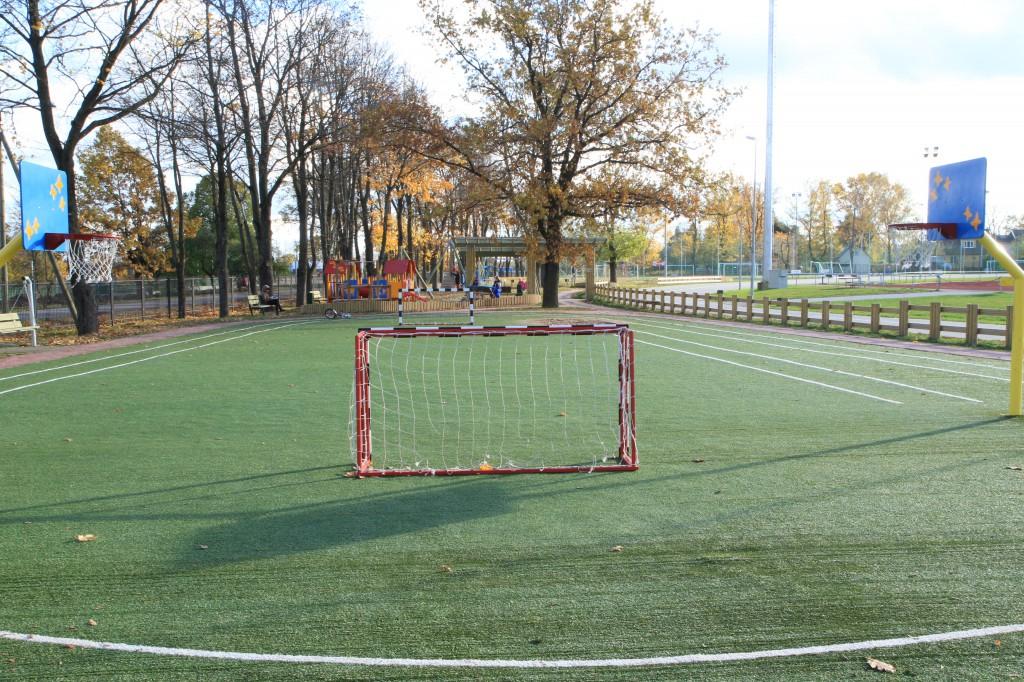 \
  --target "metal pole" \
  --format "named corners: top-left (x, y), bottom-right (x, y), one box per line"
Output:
top-left (762, 0), bottom-right (776, 286)
top-left (24, 276), bottom-right (37, 346)
top-left (663, 220), bottom-right (668, 277)
top-left (746, 136), bottom-right (757, 292)
top-left (0, 132), bottom-right (7, 314)
top-left (981, 233), bottom-right (1024, 415)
